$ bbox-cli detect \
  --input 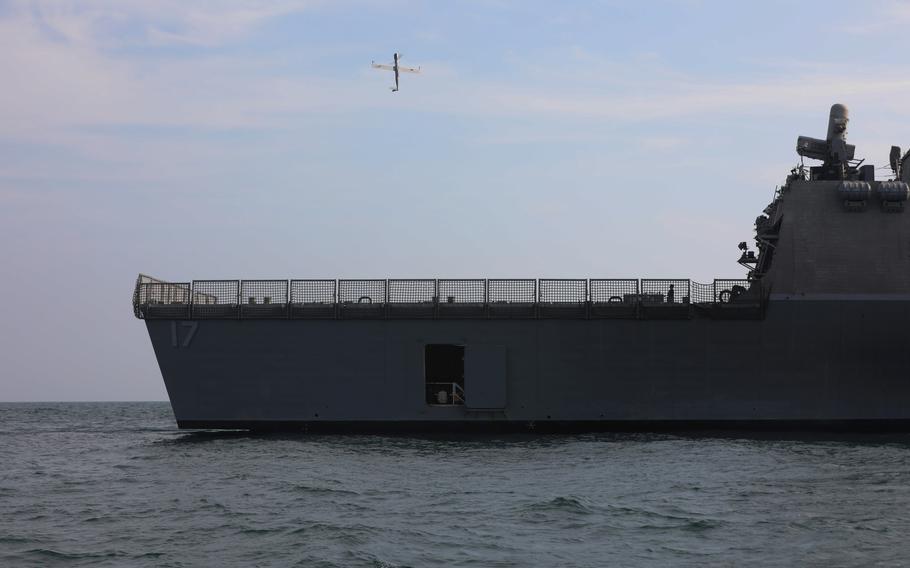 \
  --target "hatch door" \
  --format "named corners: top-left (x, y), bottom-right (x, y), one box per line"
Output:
top-left (464, 344), bottom-right (507, 410)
